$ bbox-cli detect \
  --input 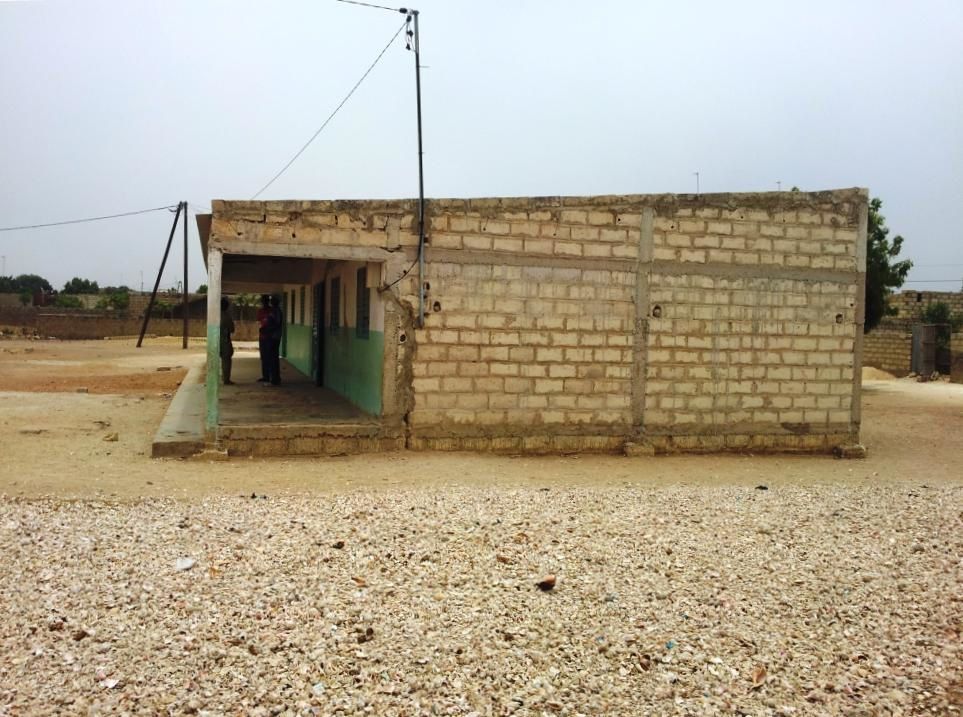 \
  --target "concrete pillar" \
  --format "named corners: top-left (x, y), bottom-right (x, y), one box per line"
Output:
top-left (205, 248), bottom-right (223, 435)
